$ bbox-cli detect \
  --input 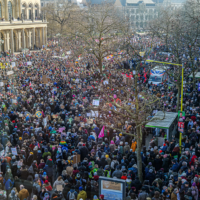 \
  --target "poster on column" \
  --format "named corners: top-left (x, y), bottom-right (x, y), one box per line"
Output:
top-left (99, 177), bottom-right (126, 200)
